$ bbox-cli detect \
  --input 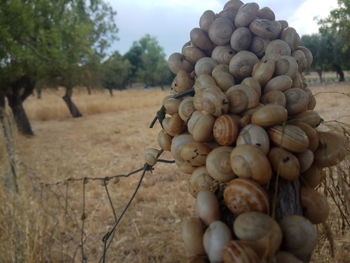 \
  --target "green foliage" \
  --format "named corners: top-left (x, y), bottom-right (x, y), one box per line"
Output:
top-left (102, 52), bottom-right (131, 90)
